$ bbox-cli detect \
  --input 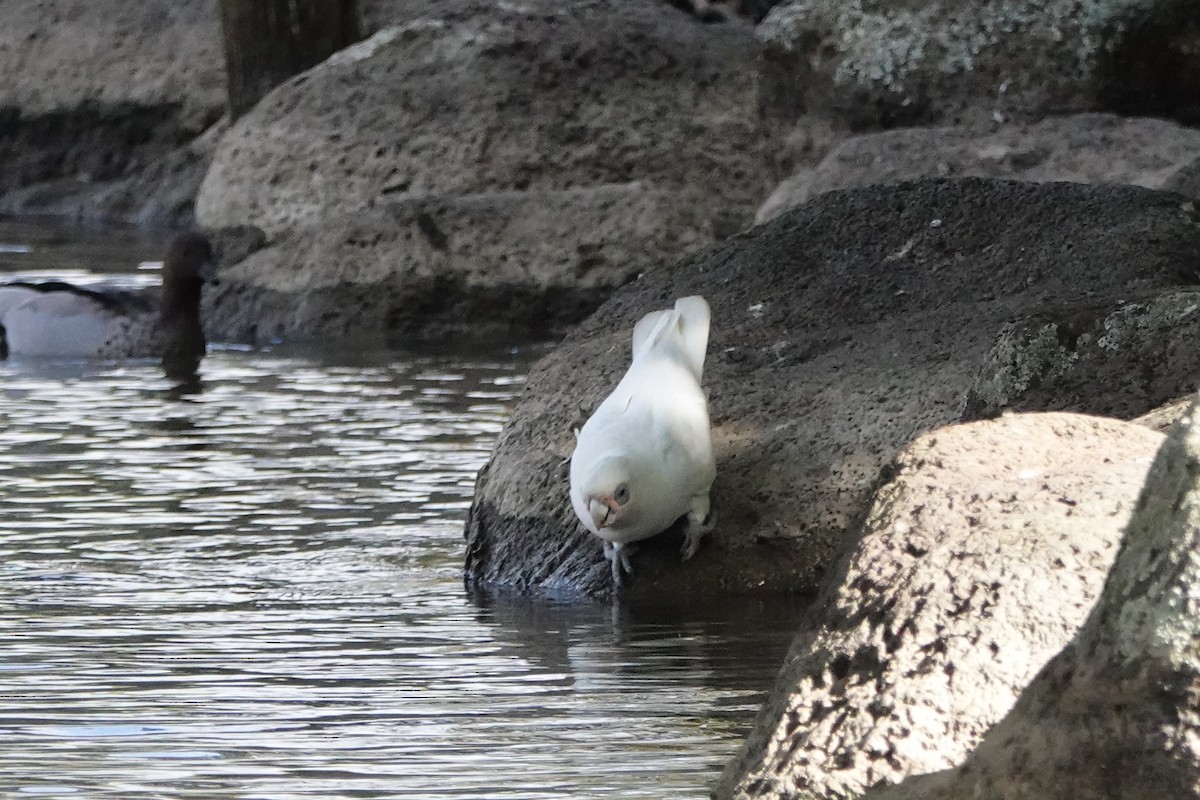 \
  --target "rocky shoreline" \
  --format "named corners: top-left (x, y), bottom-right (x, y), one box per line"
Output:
top-left (4, 0), bottom-right (1199, 796)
